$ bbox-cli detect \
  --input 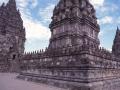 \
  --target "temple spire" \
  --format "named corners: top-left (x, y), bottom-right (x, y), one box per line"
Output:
top-left (0, 3), bottom-right (6, 16)
top-left (7, 0), bottom-right (17, 10)
top-left (115, 26), bottom-right (120, 40)
top-left (8, 0), bottom-right (16, 4)
top-left (1, 3), bottom-right (5, 7)
top-left (112, 27), bottom-right (120, 57)
top-left (117, 26), bottom-right (119, 31)
top-left (51, 0), bottom-right (97, 25)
